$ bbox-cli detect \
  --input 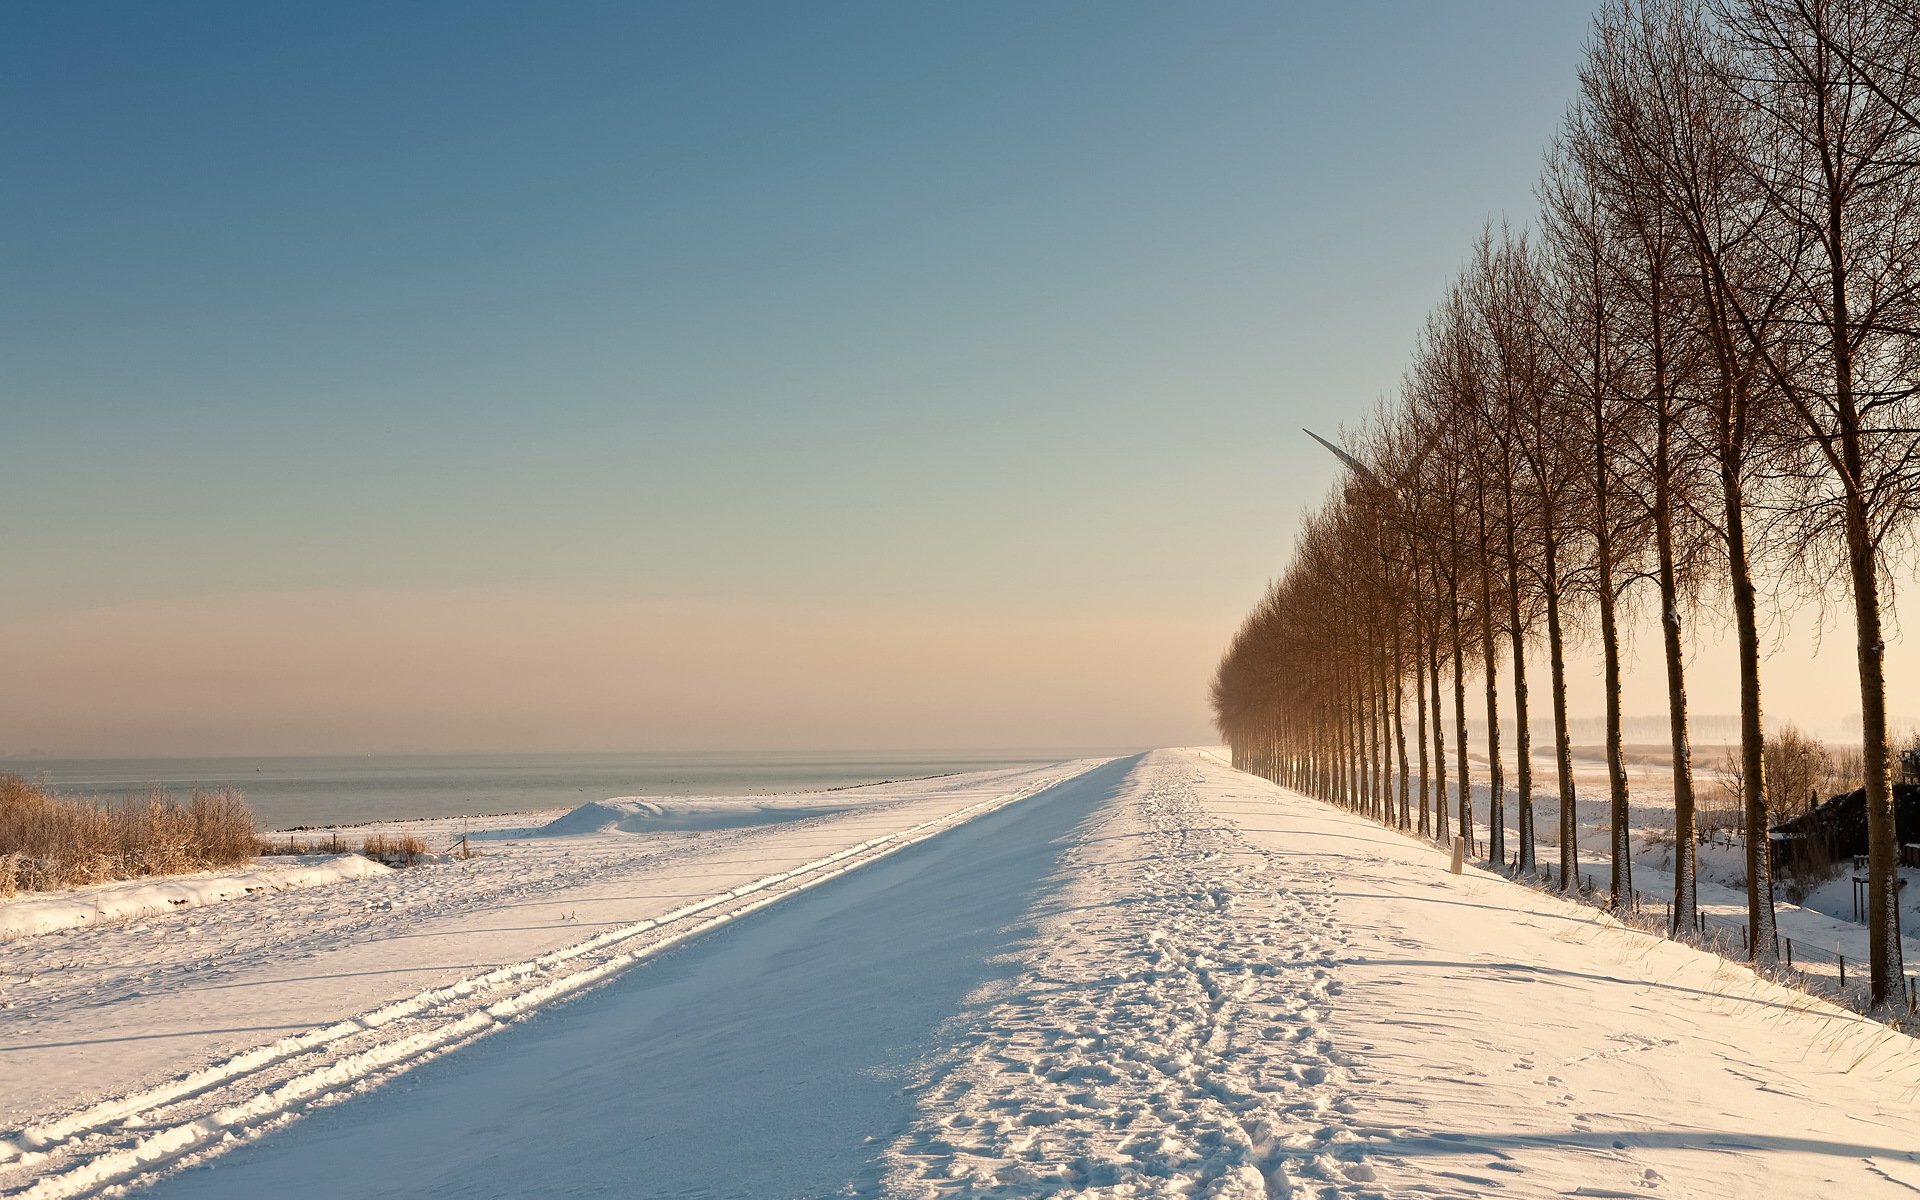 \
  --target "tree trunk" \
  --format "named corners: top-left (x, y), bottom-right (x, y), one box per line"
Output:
top-left (1414, 611), bottom-right (1432, 837)
top-left (1652, 348), bottom-right (1698, 934)
top-left (1844, 497), bottom-right (1904, 1005)
top-left (1725, 463), bottom-right (1776, 961)
top-left (1392, 614), bottom-right (1411, 829)
top-left (1374, 623), bottom-right (1393, 821)
top-left (1503, 481), bottom-right (1535, 873)
top-left (1430, 633), bottom-right (1450, 844)
top-left (1352, 672), bottom-right (1368, 812)
top-left (1369, 663), bottom-right (1384, 819)
top-left (1449, 581), bottom-right (1472, 857)
top-left (1336, 693), bottom-right (1350, 809)
top-left (1542, 526), bottom-right (1579, 891)
top-left (1595, 417), bottom-right (1632, 909)
top-left (1478, 497), bottom-right (1504, 867)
